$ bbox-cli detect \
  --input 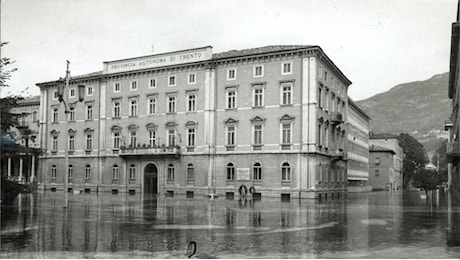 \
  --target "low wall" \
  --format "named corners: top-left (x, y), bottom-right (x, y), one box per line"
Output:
top-left (347, 186), bottom-right (373, 193)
